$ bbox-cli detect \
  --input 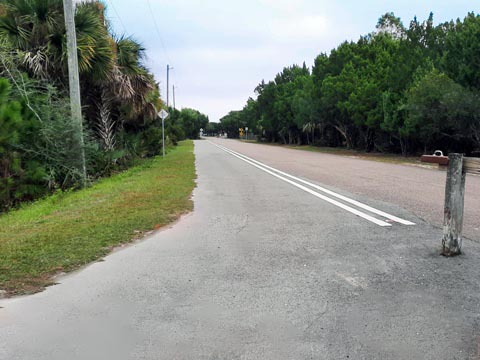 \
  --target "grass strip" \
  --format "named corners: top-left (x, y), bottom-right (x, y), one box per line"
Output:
top-left (0, 140), bottom-right (196, 296)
